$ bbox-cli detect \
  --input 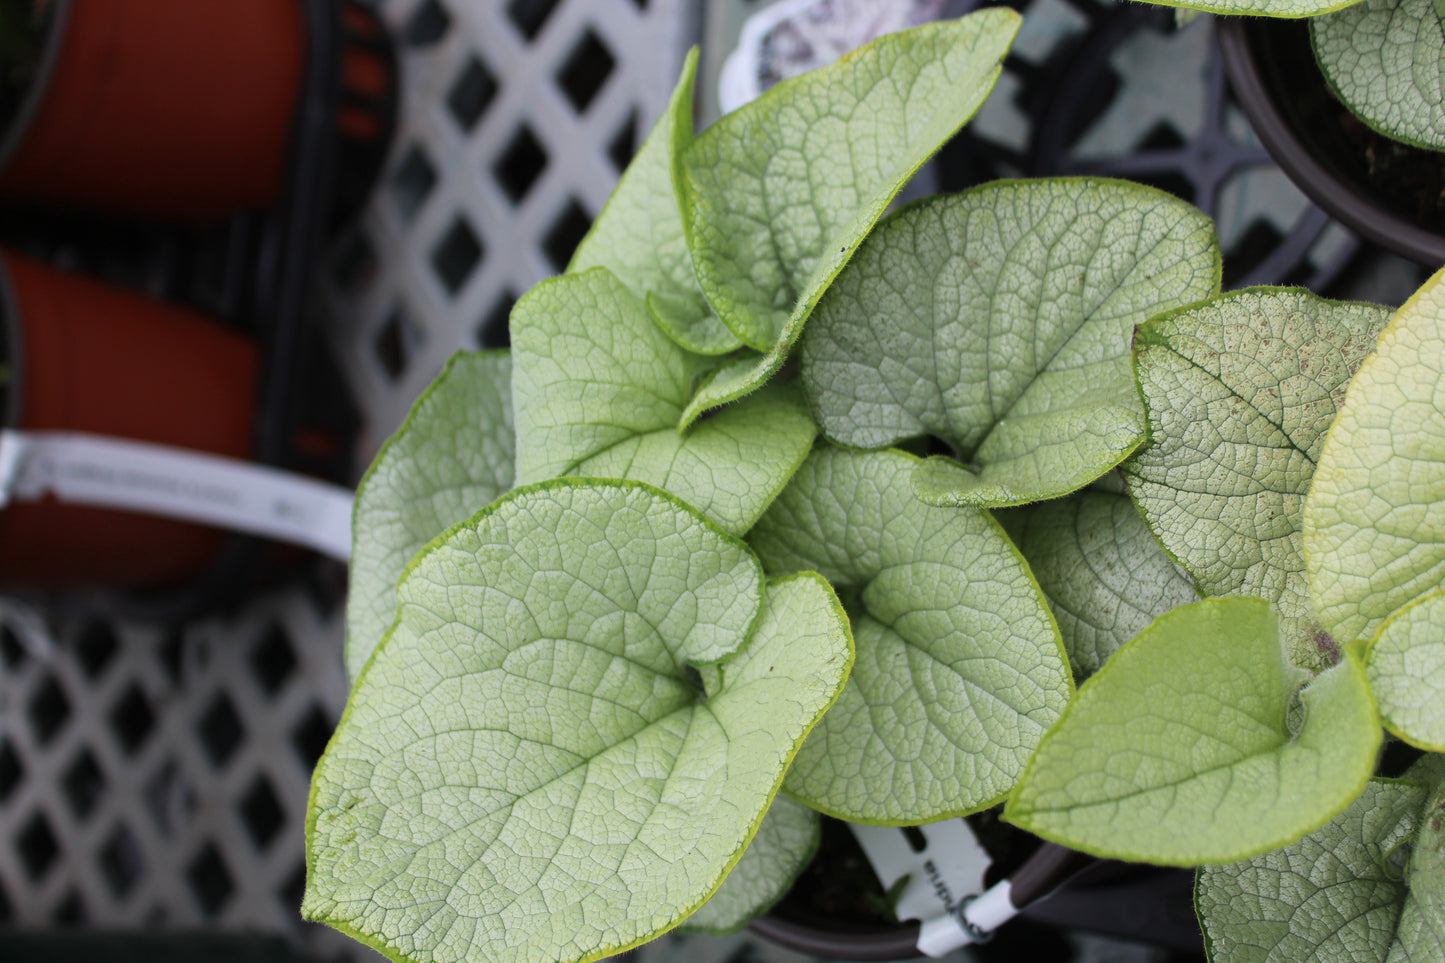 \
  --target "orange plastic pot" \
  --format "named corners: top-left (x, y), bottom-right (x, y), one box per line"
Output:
top-left (0, 251), bottom-right (259, 587)
top-left (0, 0), bottom-right (306, 223)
